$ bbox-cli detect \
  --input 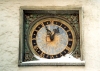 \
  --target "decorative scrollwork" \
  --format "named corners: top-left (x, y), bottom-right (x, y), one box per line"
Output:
top-left (24, 13), bottom-right (80, 60)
